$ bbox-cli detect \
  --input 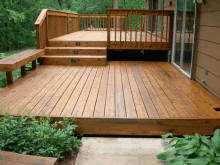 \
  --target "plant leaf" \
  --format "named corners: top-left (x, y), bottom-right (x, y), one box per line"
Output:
top-left (157, 149), bottom-right (176, 160)
top-left (161, 133), bottom-right (173, 140)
